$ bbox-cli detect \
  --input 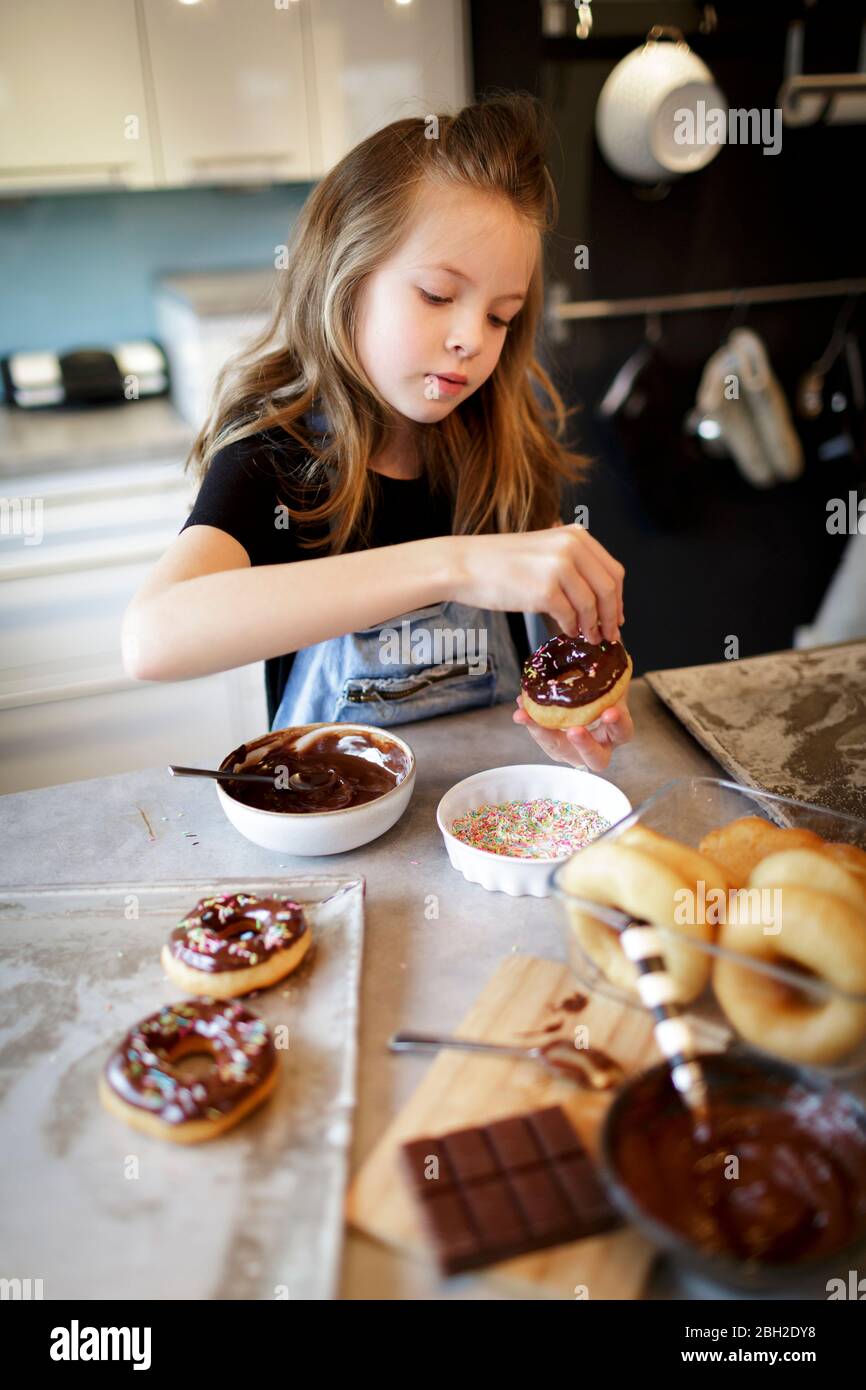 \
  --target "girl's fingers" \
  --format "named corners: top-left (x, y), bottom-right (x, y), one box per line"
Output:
top-left (553, 571), bottom-right (602, 643)
top-left (515, 702), bottom-right (602, 769)
top-left (544, 583), bottom-right (580, 640)
top-left (514, 703), bottom-right (573, 764)
top-left (561, 548), bottom-right (620, 644)
top-left (515, 695), bottom-right (634, 771)
top-left (570, 526), bottom-right (626, 629)
top-left (602, 700), bottom-right (634, 743)
top-left (564, 724), bottom-right (610, 771)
